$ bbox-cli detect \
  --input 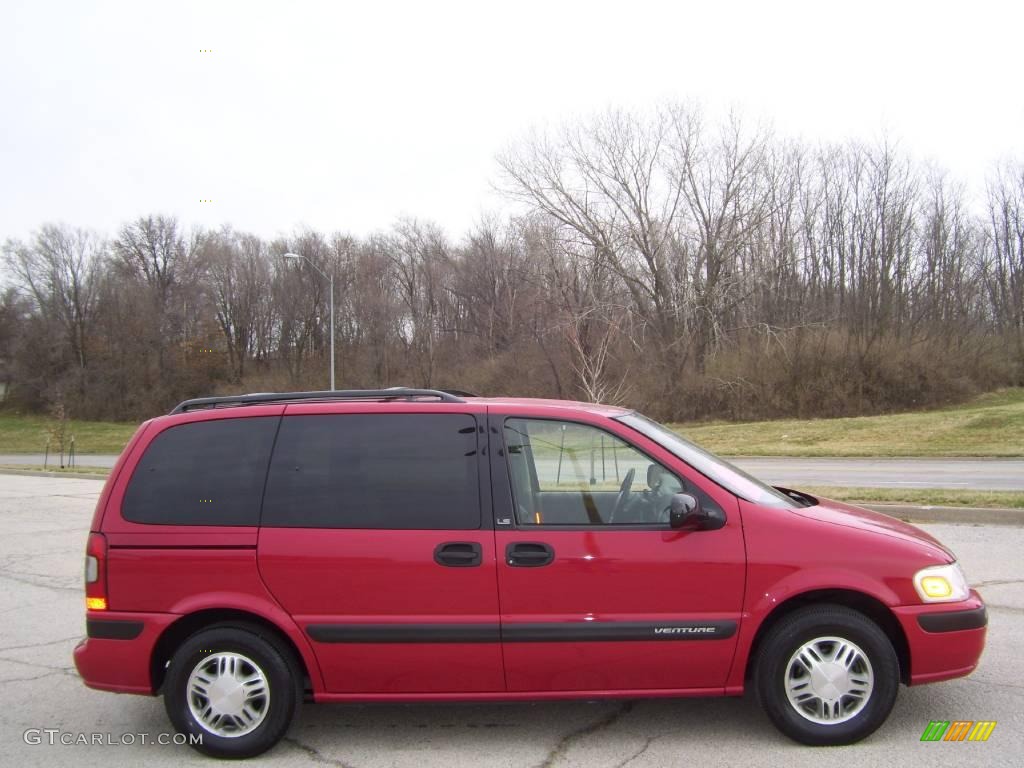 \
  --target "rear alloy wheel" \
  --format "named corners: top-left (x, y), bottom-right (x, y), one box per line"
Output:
top-left (164, 625), bottom-right (300, 758)
top-left (755, 605), bottom-right (899, 745)
top-left (186, 652), bottom-right (269, 737)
